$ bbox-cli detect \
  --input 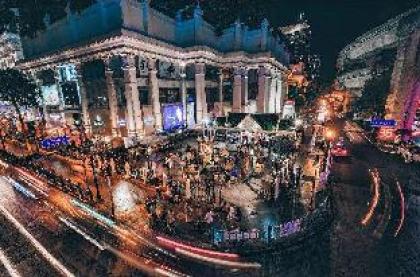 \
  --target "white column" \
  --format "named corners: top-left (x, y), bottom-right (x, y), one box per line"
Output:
top-left (282, 76), bottom-right (289, 114)
top-left (194, 63), bottom-right (206, 124)
top-left (104, 61), bottom-right (119, 137)
top-left (75, 64), bottom-right (92, 135)
top-left (179, 65), bottom-right (187, 126)
top-left (232, 67), bottom-right (242, 113)
top-left (264, 74), bottom-right (271, 113)
top-left (269, 73), bottom-right (277, 113)
top-left (241, 68), bottom-right (249, 112)
top-left (33, 76), bottom-right (49, 127)
top-left (148, 58), bottom-right (162, 131)
top-left (257, 67), bottom-right (268, 113)
top-left (123, 57), bottom-right (139, 138)
top-left (54, 68), bottom-right (66, 125)
top-left (218, 69), bottom-right (224, 116)
top-left (276, 75), bottom-right (283, 114)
